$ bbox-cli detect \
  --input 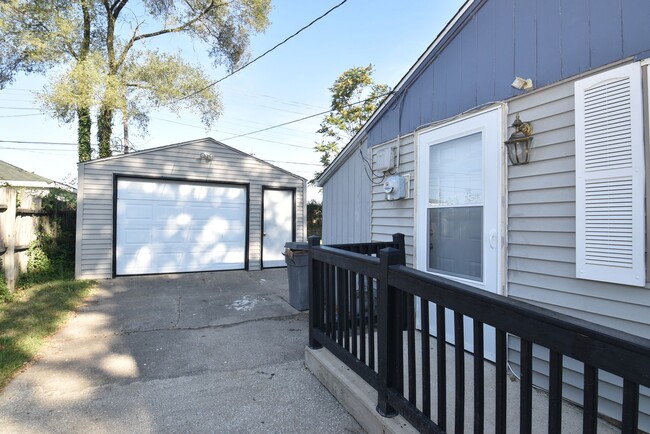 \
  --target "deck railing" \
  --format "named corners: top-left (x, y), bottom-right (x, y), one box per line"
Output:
top-left (307, 235), bottom-right (650, 433)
